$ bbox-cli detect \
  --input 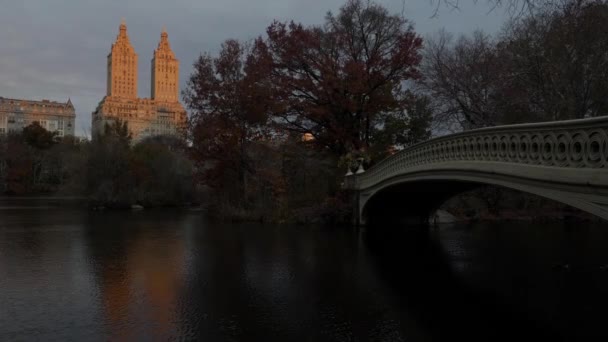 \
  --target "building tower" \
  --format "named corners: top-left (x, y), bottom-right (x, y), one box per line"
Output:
top-left (151, 26), bottom-right (179, 102)
top-left (93, 21), bottom-right (187, 142)
top-left (107, 18), bottom-right (138, 99)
